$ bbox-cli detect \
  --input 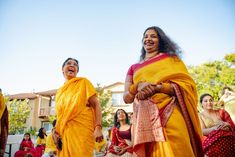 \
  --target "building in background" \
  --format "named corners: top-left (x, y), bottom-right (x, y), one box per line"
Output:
top-left (6, 82), bottom-right (132, 132)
